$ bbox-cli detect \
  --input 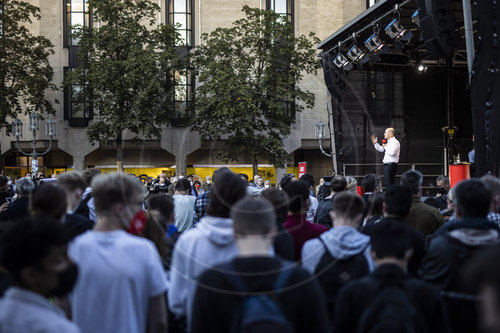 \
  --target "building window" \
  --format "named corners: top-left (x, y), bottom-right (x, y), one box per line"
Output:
top-left (167, 0), bottom-right (192, 47)
top-left (174, 70), bottom-right (193, 117)
top-left (64, 68), bottom-right (91, 127)
top-left (64, 0), bottom-right (90, 47)
top-left (266, 0), bottom-right (293, 23)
